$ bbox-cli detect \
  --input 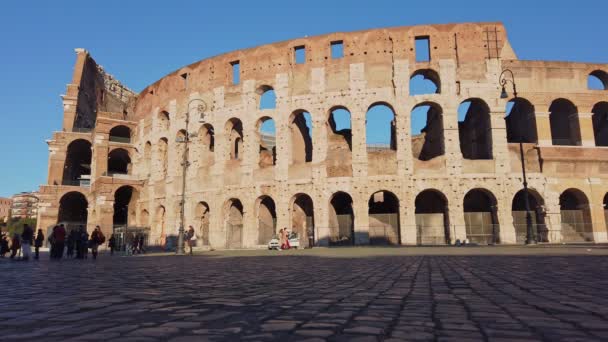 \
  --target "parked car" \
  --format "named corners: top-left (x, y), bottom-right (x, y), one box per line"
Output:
top-left (268, 231), bottom-right (300, 250)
